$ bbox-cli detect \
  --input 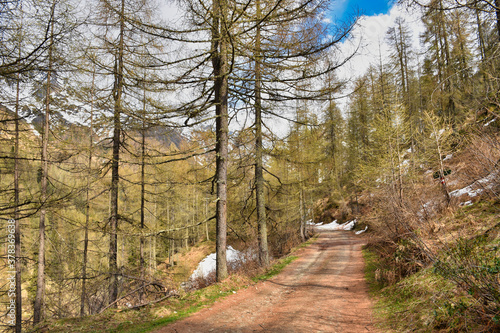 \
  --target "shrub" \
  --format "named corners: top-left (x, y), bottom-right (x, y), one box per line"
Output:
top-left (433, 236), bottom-right (500, 330)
